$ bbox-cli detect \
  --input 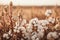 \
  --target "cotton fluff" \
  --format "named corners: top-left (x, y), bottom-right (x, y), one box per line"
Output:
top-left (58, 33), bottom-right (60, 35)
top-left (20, 19), bottom-right (27, 26)
top-left (31, 34), bottom-right (37, 40)
top-left (8, 30), bottom-right (12, 36)
top-left (45, 9), bottom-right (52, 16)
top-left (14, 21), bottom-right (20, 33)
top-left (3, 33), bottom-right (9, 39)
top-left (40, 20), bottom-right (49, 26)
top-left (15, 21), bottom-right (19, 26)
top-left (29, 18), bottom-right (38, 26)
top-left (14, 27), bottom-right (20, 33)
top-left (18, 26), bottom-right (26, 34)
top-left (26, 24), bottom-right (33, 33)
top-left (37, 30), bottom-right (44, 39)
top-left (36, 38), bottom-right (39, 40)
top-left (37, 25), bottom-right (44, 31)
top-left (47, 31), bottom-right (59, 39)
top-left (24, 32), bottom-right (30, 40)
top-left (54, 24), bottom-right (59, 30)
top-left (48, 17), bottom-right (55, 23)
